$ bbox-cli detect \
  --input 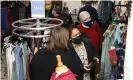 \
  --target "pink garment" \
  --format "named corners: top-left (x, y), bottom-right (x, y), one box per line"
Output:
top-left (50, 69), bottom-right (77, 80)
